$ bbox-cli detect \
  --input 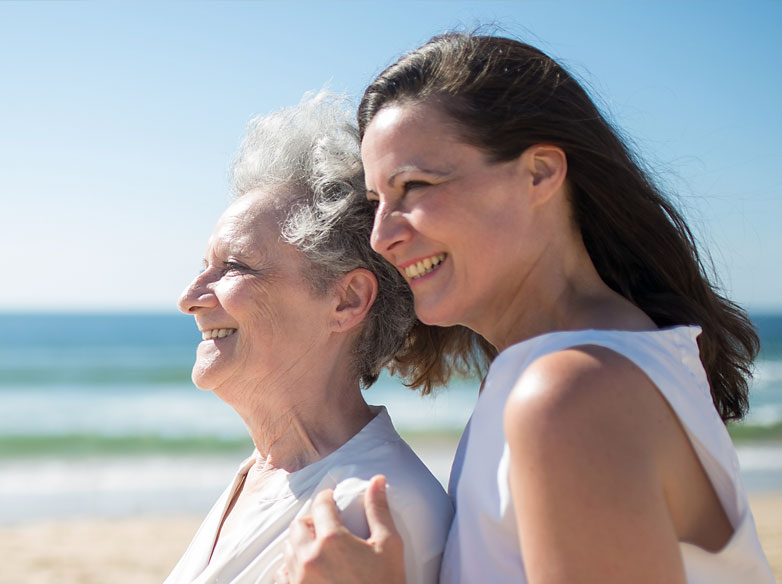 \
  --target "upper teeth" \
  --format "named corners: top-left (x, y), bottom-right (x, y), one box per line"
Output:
top-left (404, 253), bottom-right (446, 279)
top-left (202, 328), bottom-right (237, 340)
